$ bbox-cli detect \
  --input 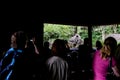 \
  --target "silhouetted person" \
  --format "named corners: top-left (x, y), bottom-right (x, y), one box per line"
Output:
top-left (25, 38), bottom-right (40, 80)
top-left (29, 37), bottom-right (39, 54)
top-left (0, 31), bottom-right (27, 80)
top-left (43, 41), bottom-right (52, 61)
top-left (46, 39), bottom-right (68, 80)
top-left (115, 44), bottom-right (120, 73)
top-left (78, 38), bottom-right (92, 79)
top-left (96, 40), bottom-right (103, 50)
top-left (63, 40), bottom-right (70, 53)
